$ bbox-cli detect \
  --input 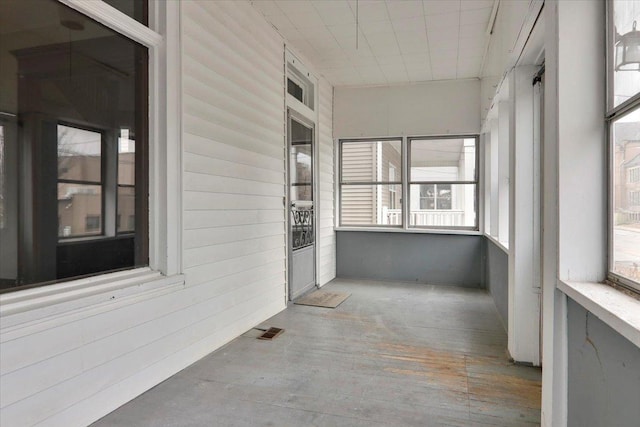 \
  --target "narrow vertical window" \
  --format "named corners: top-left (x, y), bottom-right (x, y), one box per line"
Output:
top-left (57, 125), bottom-right (103, 238)
top-left (607, 0), bottom-right (640, 292)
